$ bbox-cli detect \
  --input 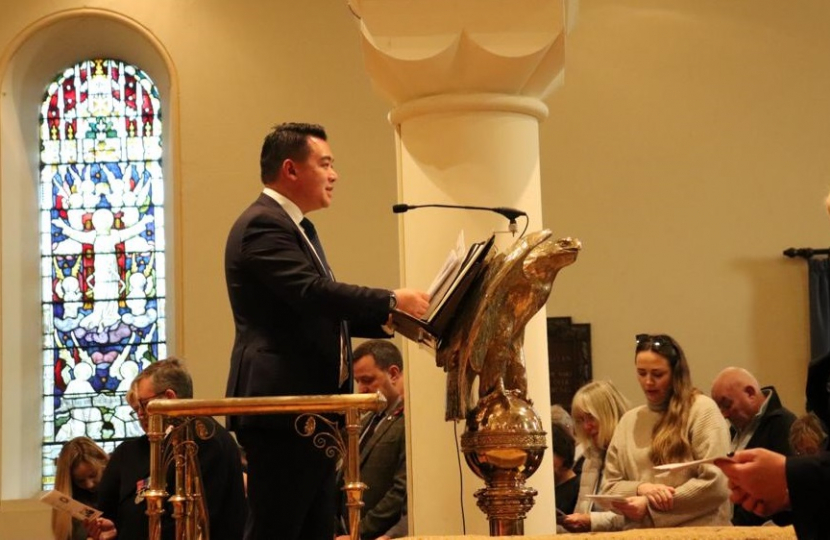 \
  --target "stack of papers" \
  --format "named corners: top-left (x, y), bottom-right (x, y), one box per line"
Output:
top-left (393, 232), bottom-right (495, 348)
